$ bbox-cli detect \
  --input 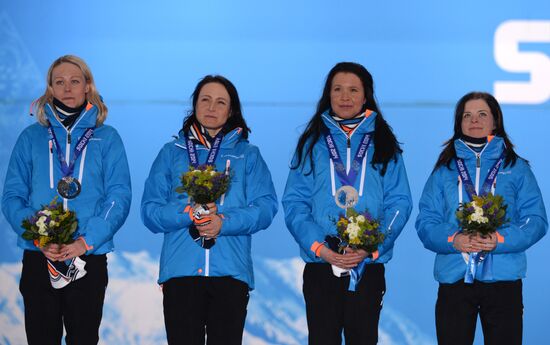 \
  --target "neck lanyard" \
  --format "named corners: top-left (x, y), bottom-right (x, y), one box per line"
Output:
top-left (322, 128), bottom-right (372, 187)
top-left (47, 124), bottom-right (94, 178)
top-left (186, 131), bottom-right (224, 168)
top-left (455, 150), bottom-right (506, 200)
